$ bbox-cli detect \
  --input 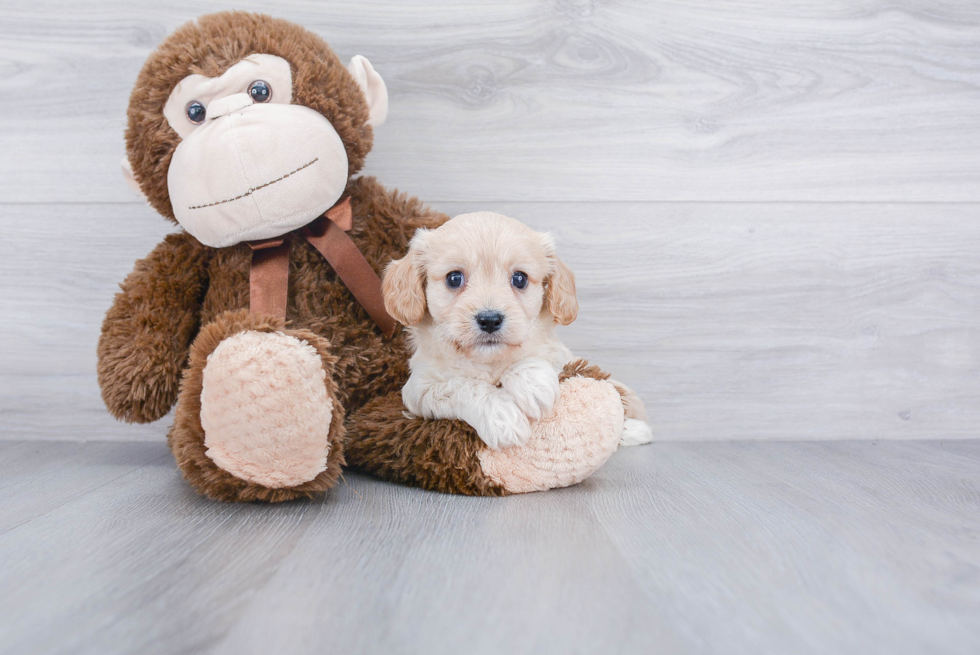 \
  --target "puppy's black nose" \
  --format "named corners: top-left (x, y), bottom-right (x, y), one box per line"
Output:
top-left (476, 311), bottom-right (504, 334)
